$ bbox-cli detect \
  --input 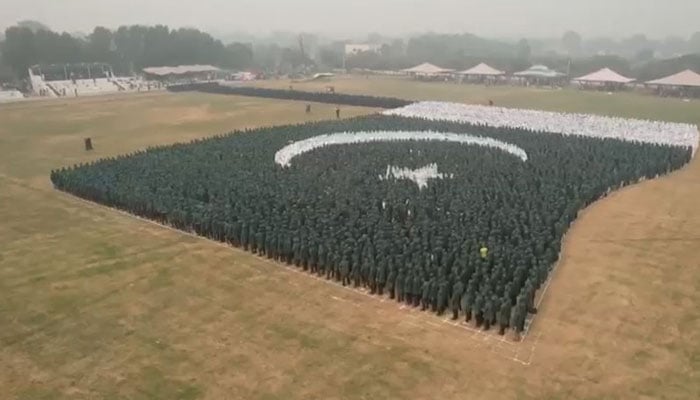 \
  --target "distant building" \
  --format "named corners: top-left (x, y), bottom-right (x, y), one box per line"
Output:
top-left (142, 65), bottom-right (220, 80)
top-left (344, 44), bottom-right (382, 55)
